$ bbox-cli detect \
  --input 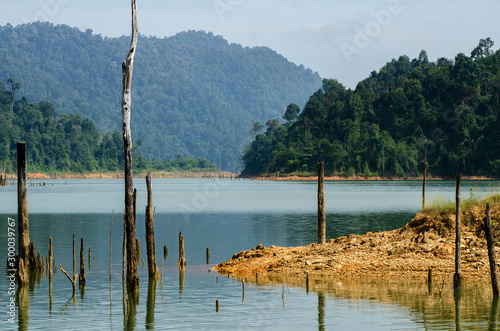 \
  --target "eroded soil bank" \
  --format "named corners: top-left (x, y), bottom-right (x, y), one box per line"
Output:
top-left (215, 203), bottom-right (500, 282)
